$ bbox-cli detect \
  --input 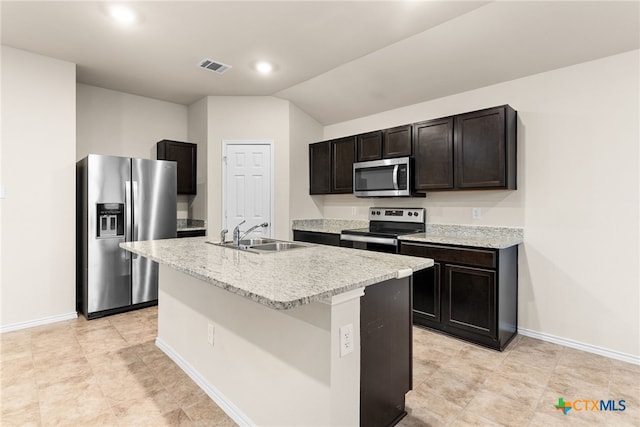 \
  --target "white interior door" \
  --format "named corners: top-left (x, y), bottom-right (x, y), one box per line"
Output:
top-left (223, 142), bottom-right (273, 239)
